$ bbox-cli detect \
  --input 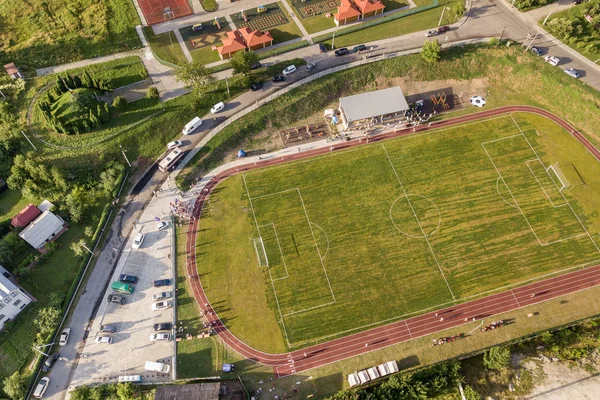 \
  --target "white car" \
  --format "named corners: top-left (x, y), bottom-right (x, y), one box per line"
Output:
top-left (132, 233), bottom-right (145, 249)
top-left (152, 300), bottom-right (173, 311)
top-left (544, 55), bottom-right (560, 66)
top-left (59, 328), bottom-right (71, 346)
top-left (564, 68), bottom-right (580, 78)
top-left (153, 291), bottom-right (174, 301)
top-left (33, 377), bottom-right (50, 399)
top-left (282, 65), bottom-right (296, 76)
top-left (425, 30), bottom-right (438, 37)
top-left (167, 140), bottom-right (182, 150)
top-left (95, 336), bottom-right (113, 344)
top-left (156, 221), bottom-right (169, 231)
top-left (150, 332), bottom-right (172, 342)
top-left (470, 96), bottom-right (486, 108)
top-left (210, 102), bottom-right (225, 114)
